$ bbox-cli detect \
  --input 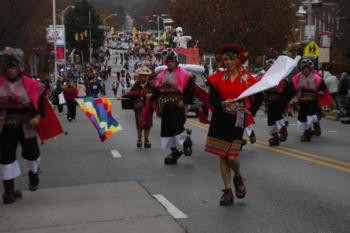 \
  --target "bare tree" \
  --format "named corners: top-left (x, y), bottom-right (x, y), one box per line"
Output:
top-left (0, 0), bottom-right (51, 75)
top-left (169, 0), bottom-right (300, 57)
